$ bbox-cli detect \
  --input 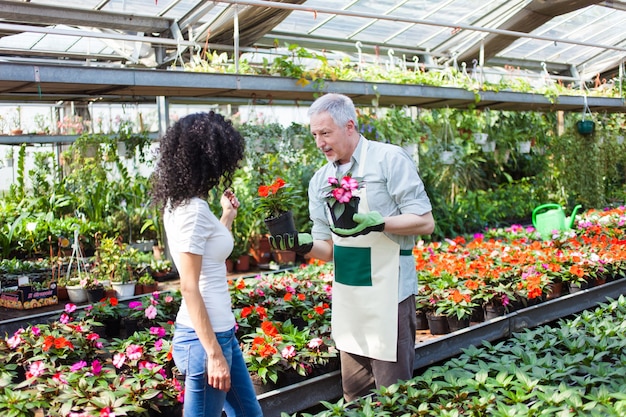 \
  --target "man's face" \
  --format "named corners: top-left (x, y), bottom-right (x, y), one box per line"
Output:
top-left (309, 111), bottom-right (354, 164)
